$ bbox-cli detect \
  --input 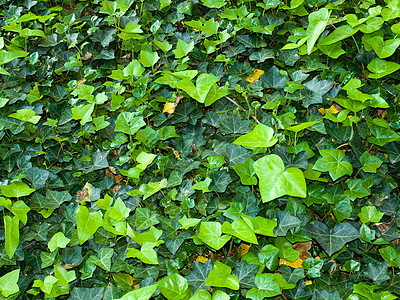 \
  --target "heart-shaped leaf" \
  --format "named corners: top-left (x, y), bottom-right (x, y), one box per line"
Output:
top-left (233, 124), bottom-right (278, 148)
top-left (253, 154), bottom-right (307, 202)
top-left (302, 221), bottom-right (360, 256)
